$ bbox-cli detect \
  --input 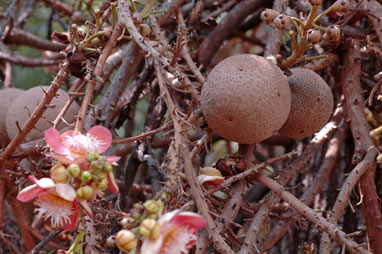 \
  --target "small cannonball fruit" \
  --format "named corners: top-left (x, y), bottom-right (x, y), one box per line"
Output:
top-left (278, 68), bottom-right (334, 139)
top-left (201, 54), bottom-right (291, 144)
top-left (6, 86), bottom-right (80, 141)
top-left (0, 88), bottom-right (24, 145)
